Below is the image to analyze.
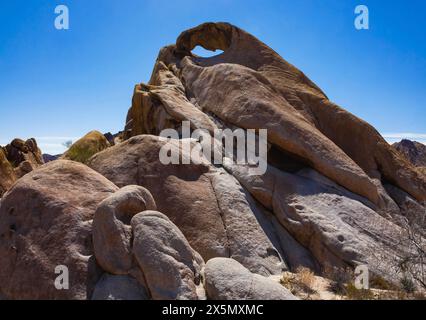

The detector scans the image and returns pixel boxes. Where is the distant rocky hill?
[393,140,426,174]
[0,22,425,300]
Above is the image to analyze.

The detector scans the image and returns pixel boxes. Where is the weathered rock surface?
[131,211,205,300]
[225,162,418,282]
[62,130,110,164]
[93,185,157,275]
[1,22,425,300]
[92,274,149,300]
[204,258,297,300]
[0,160,118,299]
[4,138,44,177]
[89,135,286,276]
[124,22,425,206]
[117,22,425,286]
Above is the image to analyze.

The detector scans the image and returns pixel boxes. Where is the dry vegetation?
[280,265,426,300]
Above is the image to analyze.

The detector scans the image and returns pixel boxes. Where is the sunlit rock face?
[119,22,425,284]
[0,23,425,300]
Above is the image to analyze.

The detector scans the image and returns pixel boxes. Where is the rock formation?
[0,138,44,197]
[62,130,110,164]
[204,258,297,300]
[0,22,425,300]
[0,160,118,299]
[393,140,426,174]
[117,22,425,286]
[0,148,16,197]
[124,22,425,206]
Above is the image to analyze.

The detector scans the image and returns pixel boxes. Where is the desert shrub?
[280,268,317,298]
[323,266,353,295]
[370,275,397,291]
[345,283,375,300]
[295,267,316,291]
[400,274,416,294]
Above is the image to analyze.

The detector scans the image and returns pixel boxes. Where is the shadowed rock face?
[124,22,425,206]
[0,148,16,197]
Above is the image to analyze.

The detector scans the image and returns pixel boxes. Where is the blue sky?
[0,0,425,154]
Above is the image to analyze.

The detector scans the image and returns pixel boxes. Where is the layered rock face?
[0,22,425,300]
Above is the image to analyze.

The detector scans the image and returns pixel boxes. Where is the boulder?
[92,274,149,300]
[204,258,297,300]
[225,162,419,283]
[0,160,118,299]
[62,130,110,164]
[4,138,44,178]
[93,185,157,275]
[89,135,286,276]
[131,211,205,300]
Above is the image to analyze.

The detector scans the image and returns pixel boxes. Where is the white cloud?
[382,133,426,144]
[35,137,79,155]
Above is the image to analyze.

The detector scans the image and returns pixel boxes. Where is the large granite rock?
[124,22,425,206]
[204,258,297,300]
[93,185,157,275]
[117,22,425,286]
[1,23,425,300]
[0,160,118,299]
[89,135,286,276]
[131,211,205,300]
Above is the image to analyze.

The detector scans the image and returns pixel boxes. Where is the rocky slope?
[0,22,425,300]
[393,140,426,175]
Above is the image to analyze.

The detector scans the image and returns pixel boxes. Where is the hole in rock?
[191,45,224,58]
[268,145,312,173]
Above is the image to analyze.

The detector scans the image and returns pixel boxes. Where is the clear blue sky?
[1,0,425,153]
